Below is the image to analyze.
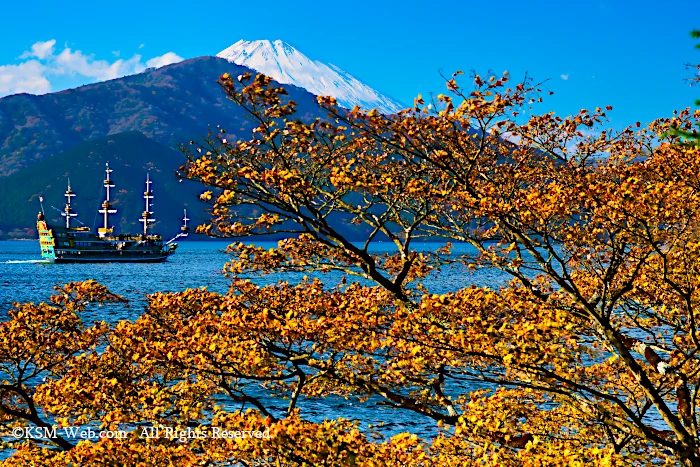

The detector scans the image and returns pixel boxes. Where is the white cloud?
[139,44,145,49]
[19,39,56,60]
[112,50,120,57]
[560,74,569,81]
[146,52,183,69]
[55,47,145,80]
[0,60,50,95]
[0,40,184,97]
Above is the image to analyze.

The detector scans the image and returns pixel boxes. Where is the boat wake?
[4,260,48,264]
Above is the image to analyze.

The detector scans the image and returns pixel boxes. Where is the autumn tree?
[3,68,700,466]
[177,70,700,466]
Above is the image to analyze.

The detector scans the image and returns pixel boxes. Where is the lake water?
[0,239,509,440]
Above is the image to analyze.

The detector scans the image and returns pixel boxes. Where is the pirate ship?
[36,163,189,263]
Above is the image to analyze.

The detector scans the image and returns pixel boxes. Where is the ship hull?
[37,220,178,264]
[50,255,170,264]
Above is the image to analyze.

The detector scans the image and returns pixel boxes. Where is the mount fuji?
[217,40,403,114]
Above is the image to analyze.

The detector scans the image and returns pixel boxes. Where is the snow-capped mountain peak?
[216,40,402,114]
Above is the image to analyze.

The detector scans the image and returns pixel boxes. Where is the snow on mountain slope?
[217,40,403,114]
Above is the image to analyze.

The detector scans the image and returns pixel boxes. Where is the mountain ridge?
[0,56,329,177]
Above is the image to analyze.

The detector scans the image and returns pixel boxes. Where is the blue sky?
[1,0,698,130]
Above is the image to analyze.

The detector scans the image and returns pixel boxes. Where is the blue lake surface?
[0,239,509,440]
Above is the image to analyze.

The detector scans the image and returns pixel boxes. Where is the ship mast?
[61,179,77,229]
[140,173,155,235]
[97,163,117,237]
[182,209,189,233]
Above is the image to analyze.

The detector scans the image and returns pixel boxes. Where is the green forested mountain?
[0,131,377,241]
[0,132,205,239]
